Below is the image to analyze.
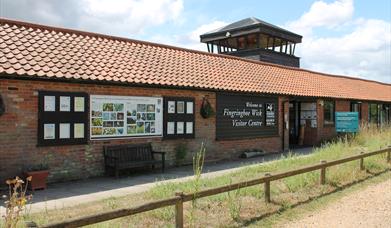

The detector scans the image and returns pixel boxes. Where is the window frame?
[323,100,335,126]
[369,103,379,124]
[350,101,362,120]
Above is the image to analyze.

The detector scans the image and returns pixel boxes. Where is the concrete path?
[0,148,313,215]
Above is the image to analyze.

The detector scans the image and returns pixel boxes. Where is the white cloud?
[149,20,227,51]
[1,0,184,36]
[287,0,354,36]
[80,0,184,35]
[285,0,391,83]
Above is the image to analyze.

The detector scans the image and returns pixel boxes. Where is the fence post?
[360,152,365,170]
[320,160,327,185]
[175,191,184,228]
[264,173,271,203]
[387,146,391,163]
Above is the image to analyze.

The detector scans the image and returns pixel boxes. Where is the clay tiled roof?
[1,18,390,102]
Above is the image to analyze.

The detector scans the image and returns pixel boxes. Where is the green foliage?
[200,97,215,118]
[175,143,187,162]
[189,143,206,227]
[22,125,391,227]
[227,180,242,222]
[147,125,390,203]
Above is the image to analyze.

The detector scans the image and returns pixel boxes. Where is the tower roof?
[200,17,302,43]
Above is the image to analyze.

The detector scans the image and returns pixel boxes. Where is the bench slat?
[103,143,165,177]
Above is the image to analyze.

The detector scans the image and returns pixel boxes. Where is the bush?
[175,143,188,165]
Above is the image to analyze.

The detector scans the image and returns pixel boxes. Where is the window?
[38,91,88,146]
[384,105,390,124]
[237,36,246,49]
[369,103,379,124]
[300,102,317,128]
[247,34,258,49]
[379,104,386,125]
[323,101,335,125]
[163,97,195,139]
[350,102,362,120]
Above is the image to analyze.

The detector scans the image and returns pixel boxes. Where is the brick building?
[0,18,390,184]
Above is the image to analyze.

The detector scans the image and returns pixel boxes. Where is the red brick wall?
[335,100,350,112]
[0,79,284,184]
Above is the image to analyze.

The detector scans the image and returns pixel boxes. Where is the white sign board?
[90,95,163,138]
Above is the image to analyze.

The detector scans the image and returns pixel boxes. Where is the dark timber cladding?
[216,93,278,140]
[200,17,302,67]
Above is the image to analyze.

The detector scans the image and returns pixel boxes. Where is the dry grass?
[3,125,391,227]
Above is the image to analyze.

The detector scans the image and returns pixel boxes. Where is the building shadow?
[240,168,390,227]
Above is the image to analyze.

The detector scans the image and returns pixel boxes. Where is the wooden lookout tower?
[200,17,302,67]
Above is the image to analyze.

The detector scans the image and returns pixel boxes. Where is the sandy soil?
[281,178,391,228]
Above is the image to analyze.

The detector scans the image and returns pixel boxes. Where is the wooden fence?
[40,146,391,228]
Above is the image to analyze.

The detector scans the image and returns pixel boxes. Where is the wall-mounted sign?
[216,93,278,140]
[163,97,195,139]
[60,96,71,111]
[335,112,359,133]
[38,91,89,146]
[44,96,55,112]
[266,103,276,126]
[90,95,163,138]
[43,123,55,139]
[74,97,85,112]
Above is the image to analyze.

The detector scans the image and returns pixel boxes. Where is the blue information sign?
[335,112,359,133]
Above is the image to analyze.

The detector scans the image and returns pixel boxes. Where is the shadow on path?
[241,168,390,227]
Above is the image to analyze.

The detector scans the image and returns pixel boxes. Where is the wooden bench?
[104,143,165,178]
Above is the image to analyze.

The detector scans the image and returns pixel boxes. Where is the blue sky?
[1,0,390,83]
[142,0,390,40]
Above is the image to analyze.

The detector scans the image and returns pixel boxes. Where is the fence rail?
[41,146,391,228]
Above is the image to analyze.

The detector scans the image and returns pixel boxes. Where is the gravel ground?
[282,178,391,228]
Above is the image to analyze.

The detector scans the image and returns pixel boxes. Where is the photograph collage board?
[90,95,163,138]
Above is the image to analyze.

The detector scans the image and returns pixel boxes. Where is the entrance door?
[289,102,299,146]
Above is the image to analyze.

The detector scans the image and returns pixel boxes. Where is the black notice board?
[37,91,89,146]
[163,97,195,139]
[216,93,278,140]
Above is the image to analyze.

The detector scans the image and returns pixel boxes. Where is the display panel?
[216,93,278,140]
[90,95,163,138]
[163,97,195,139]
[38,91,89,146]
